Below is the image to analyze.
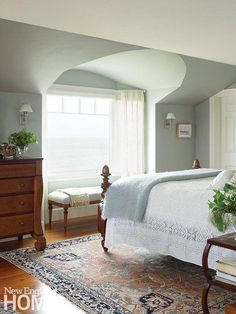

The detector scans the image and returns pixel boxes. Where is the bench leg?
[64,207,69,233]
[48,203,53,228]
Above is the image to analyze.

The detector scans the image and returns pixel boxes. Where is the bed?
[97,161,235,269]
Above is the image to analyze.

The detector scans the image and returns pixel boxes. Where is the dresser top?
[0,158,43,164]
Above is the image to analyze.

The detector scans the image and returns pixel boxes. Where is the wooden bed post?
[98,165,111,252]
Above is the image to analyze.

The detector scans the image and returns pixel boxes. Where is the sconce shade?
[165,112,176,120]
[19,104,33,126]
[19,104,33,113]
[164,112,176,128]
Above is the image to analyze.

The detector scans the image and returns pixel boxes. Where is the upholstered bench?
[48,186,102,232]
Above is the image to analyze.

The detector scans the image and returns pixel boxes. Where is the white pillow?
[208,170,235,190]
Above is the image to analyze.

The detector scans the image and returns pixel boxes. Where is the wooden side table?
[225,303,236,314]
[202,232,236,314]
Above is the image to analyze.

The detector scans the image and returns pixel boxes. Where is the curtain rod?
[118,89,146,93]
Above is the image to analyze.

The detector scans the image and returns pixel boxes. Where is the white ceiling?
[0,0,236,65]
[78,49,186,91]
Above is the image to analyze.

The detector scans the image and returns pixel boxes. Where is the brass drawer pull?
[19,201,25,206]
[19,222,24,226]
[19,183,25,188]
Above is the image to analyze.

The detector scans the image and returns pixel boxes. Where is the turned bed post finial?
[101,165,111,200]
[192,159,201,169]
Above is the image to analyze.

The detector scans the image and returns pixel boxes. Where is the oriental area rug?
[0,235,235,314]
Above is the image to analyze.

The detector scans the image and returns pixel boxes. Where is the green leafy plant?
[209,181,236,232]
[8,128,38,150]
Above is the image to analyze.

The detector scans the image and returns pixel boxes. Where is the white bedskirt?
[105,177,236,269]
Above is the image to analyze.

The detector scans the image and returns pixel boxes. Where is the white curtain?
[111,90,145,176]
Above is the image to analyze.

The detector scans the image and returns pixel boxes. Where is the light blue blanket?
[103,168,221,221]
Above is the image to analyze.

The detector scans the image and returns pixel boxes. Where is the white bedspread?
[105,177,236,268]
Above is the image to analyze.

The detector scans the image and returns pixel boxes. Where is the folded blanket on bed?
[103,168,221,221]
[57,188,90,207]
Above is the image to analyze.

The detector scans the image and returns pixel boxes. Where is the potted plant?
[8,128,39,157]
[209,181,236,232]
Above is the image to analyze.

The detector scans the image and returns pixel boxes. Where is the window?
[46,93,113,180]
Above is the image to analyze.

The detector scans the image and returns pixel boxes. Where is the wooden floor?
[0,215,97,314]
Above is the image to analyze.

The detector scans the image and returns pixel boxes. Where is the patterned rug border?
[0,234,130,314]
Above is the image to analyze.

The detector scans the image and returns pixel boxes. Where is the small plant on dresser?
[8,128,38,157]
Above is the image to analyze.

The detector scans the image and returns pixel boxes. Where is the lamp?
[19,104,33,127]
[164,112,176,128]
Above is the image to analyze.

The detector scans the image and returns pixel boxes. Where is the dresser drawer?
[0,163,36,178]
[0,178,34,195]
[0,194,34,215]
[0,213,34,237]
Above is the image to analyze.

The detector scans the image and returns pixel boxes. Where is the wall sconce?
[164,112,176,128]
[19,104,33,127]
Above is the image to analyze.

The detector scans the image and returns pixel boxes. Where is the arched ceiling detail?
[78,49,186,101]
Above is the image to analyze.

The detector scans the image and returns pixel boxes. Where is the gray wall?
[145,56,236,173]
[0,92,42,157]
[55,69,118,89]
[161,55,236,106]
[156,103,195,171]
[195,99,210,167]
[55,69,136,90]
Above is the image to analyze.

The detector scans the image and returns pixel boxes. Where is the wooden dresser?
[0,158,46,251]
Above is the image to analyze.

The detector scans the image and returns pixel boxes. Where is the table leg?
[202,282,211,314]
[202,243,212,313]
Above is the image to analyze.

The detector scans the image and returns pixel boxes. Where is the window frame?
[46,84,118,181]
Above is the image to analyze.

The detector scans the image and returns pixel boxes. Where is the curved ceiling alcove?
[77,49,186,101]
[0,19,187,100]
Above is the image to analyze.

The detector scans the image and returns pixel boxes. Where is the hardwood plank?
[0,215,97,313]
[225,302,236,314]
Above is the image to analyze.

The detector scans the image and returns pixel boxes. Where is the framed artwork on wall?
[176,124,192,138]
